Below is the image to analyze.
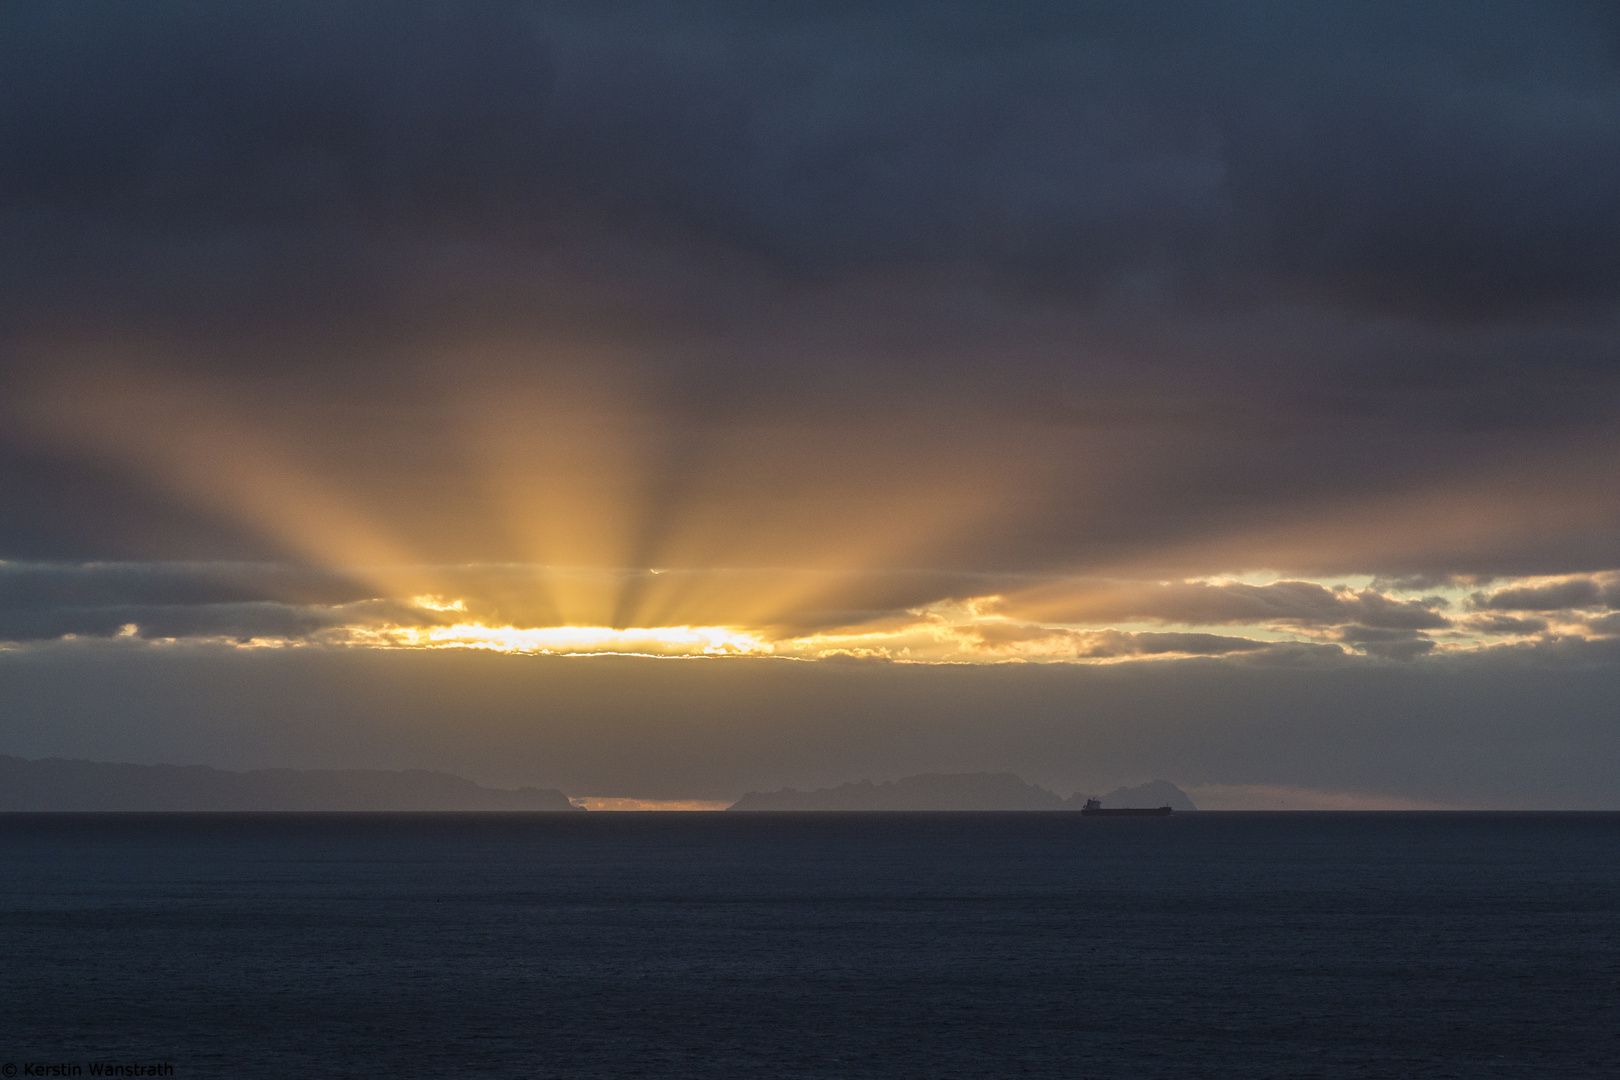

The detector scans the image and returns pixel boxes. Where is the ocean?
[0,812,1614,1078]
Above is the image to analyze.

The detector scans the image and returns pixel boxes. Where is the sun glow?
[411,595,468,612]
[355,621,775,657]
[17,362,1614,667]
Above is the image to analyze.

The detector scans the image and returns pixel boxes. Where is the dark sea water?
[0,812,1616,1079]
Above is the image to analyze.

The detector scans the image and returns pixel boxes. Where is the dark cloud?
[0,601,363,644]
[1093,630,1266,657]
[1334,624,1436,661]
[1002,580,1452,629]
[1336,591,1453,631]
[1471,575,1620,611]
[1581,611,1620,635]
[1,1,1619,579]
[1463,613,1550,636]
[1358,640,1436,661]
[5,1,1618,313]
[966,622,1266,658]
[0,561,392,642]
[1371,572,1495,594]
[1226,641,1350,668]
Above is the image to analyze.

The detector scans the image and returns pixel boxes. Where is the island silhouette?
[0,757,1198,812]
[727,772,1196,811]
[0,755,579,811]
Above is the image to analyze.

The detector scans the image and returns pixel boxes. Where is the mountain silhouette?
[0,755,581,811]
[729,772,1065,810]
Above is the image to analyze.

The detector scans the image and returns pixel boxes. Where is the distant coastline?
[0,756,1201,812]
[0,755,580,811]
[727,773,1197,811]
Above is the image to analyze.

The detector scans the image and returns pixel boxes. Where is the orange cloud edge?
[11,565,1616,665]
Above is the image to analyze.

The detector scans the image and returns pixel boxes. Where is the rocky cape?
[727,772,1196,811]
[0,755,581,811]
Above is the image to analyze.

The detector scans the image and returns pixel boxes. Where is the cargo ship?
[1079,797,1171,816]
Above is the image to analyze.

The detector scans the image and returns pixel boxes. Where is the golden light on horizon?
[568,797,733,811]
[353,621,777,657]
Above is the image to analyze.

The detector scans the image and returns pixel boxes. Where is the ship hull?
[1080,806,1173,816]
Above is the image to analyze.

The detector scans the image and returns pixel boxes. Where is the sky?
[3,0,1619,807]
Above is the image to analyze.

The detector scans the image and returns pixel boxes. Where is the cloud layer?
[3,562,1613,668]
[2,0,1619,583]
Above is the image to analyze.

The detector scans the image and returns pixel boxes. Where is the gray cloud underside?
[0,602,360,644]
[1473,575,1620,611]
[0,561,374,641]
[1463,613,1550,635]
[966,621,1271,658]
[6,1,1619,315]
[1,1,1618,579]
[1009,579,1453,628]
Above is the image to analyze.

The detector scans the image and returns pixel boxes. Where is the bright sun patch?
[354,622,775,657]
[410,595,468,613]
